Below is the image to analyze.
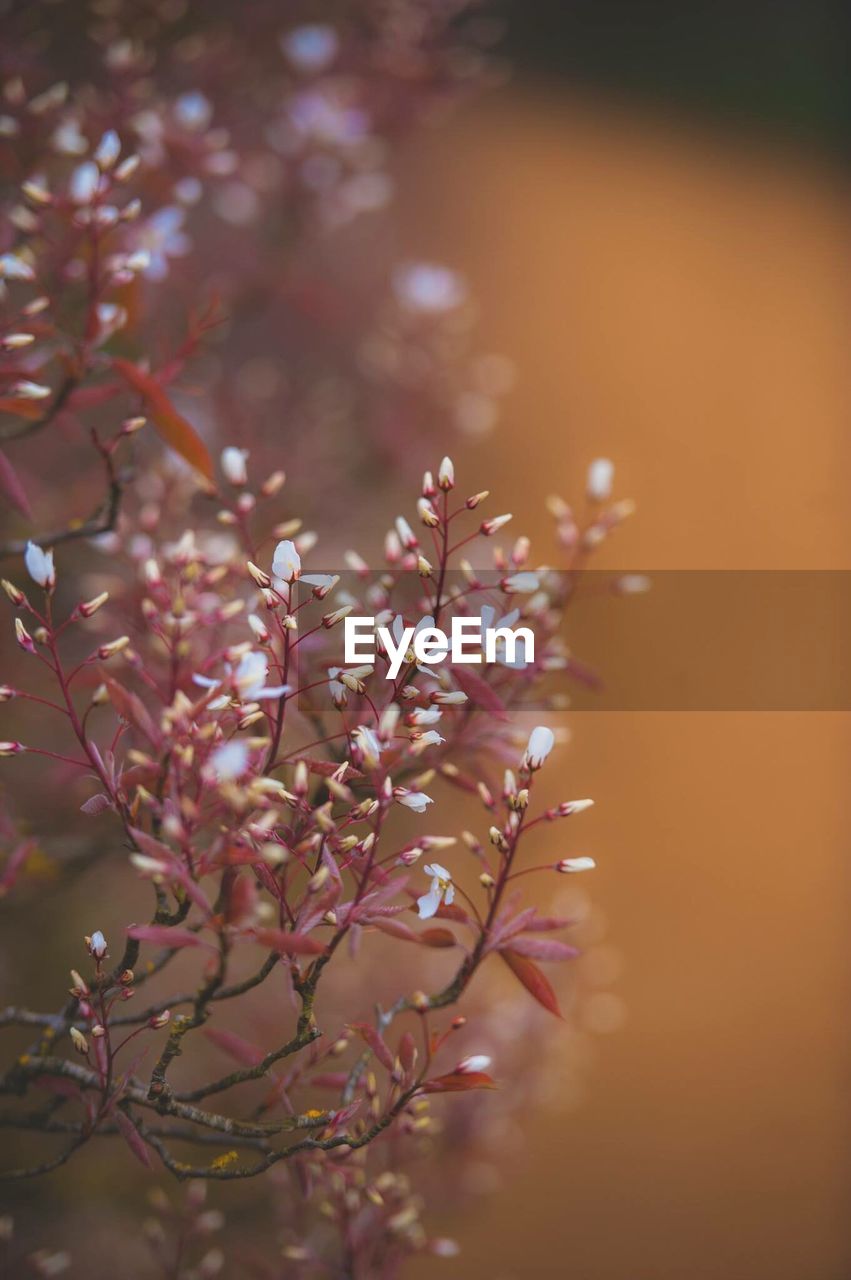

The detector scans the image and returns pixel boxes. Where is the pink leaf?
[116,1109,153,1169]
[450,665,509,720]
[501,948,563,1018]
[204,1027,265,1067]
[126,924,213,950]
[249,927,326,956]
[350,1021,395,1072]
[81,793,112,816]
[0,447,32,518]
[505,936,579,962]
[421,1071,497,1093]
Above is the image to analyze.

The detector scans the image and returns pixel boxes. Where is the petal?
[416,886,442,919]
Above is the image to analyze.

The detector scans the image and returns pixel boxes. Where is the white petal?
[416,885,442,919]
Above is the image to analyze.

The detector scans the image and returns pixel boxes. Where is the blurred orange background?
[394,84,851,1279]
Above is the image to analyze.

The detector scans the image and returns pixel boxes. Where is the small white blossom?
[524,725,554,770]
[69,160,100,203]
[587,457,614,502]
[194,651,288,702]
[503,572,539,594]
[221,446,248,485]
[272,539,301,582]
[24,542,55,589]
[438,456,455,490]
[352,725,382,769]
[94,129,121,169]
[398,791,434,814]
[209,739,250,781]
[456,1054,491,1074]
[416,862,454,919]
[557,856,596,874]
[88,930,108,958]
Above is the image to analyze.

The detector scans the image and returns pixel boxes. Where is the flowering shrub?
[0,445,635,1273]
[0,3,637,1274]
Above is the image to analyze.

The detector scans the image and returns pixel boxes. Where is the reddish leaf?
[368,916,421,943]
[398,1031,417,1073]
[80,793,113,816]
[126,923,213,950]
[111,357,213,481]
[116,1109,153,1169]
[0,397,44,420]
[501,948,563,1018]
[204,1027,265,1067]
[350,1021,395,1072]
[418,927,457,949]
[104,677,159,746]
[506,936,579,962]
[250,926,326,956]
[421,1071,497,1093]
[0,447,32,518]
[450,665,509,720]
[434,901,470,925]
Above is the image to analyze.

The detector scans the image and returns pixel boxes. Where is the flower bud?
[149,1010,171,1029]
[556,856,596,874]
[77,591,109,618]
[69,1026,88,1054]
[438,456,455,490]
[87,930,108,959]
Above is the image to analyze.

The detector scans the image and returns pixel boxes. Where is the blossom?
[209,739,250,781]
[221,447,248,485]
[438,456,455,490]
[272,539,301,582]
[194,651,288,702]
[502,572,539,594]
[352,725,382,769]
[88,930,108,958]
[397,790,433,814]
[416,862,454,919]
[94,129,121,169]
[524,726,554,770]
[556,856,596,874]
[69,160,100,203]
[24,541,55,589]
[456,1054,491,1074]
[587,457,614,502]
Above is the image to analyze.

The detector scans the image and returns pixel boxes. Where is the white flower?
[0,254,35,281]
[352,725,382,769]
[24,542,55,589]
[410,705,442,726]
[416,862,454,919]
[69,160,100,203]
[456,1054,491,1074]
[194,651,288,702]
[209,739,250,781]
[12,380,51,399]
[398,791,434,814]
[221,446,248,485]
[94,129,121,169]
[503,572,539,594]
[413,729,444,748]
[272,539,301,582]
[88,930,108,958]
[524,725,554,770]
[438,456,455,489]
[587,457,614,502]
[557,856,596,874]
